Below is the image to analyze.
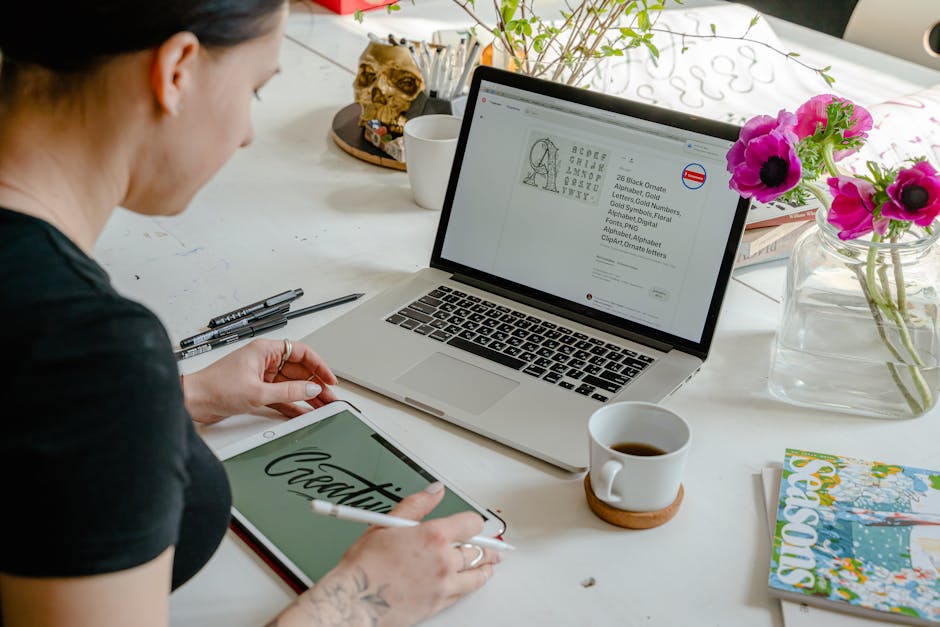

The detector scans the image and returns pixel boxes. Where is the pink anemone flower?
[881,161,940,227]
[794,95,873,161]
[827,175,883,240]
[727,111,801,202]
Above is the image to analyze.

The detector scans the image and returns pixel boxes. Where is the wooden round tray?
[330,102,406,171]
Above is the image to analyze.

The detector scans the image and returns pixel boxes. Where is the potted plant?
[362,0,834,88]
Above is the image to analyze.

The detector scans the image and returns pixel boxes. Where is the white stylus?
[310,499,515,552]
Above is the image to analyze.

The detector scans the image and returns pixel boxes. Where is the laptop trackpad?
[396,353,519,415]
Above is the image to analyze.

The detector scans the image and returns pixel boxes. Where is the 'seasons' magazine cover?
[769,449,940,626]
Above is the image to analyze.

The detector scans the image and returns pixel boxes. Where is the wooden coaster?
[583,474,684,529]
[330,103,406,171]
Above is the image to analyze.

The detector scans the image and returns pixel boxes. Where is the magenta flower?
[727,111,801,202]
[794,95,873,161]
[827,175,883,240]
[881,161,940,227]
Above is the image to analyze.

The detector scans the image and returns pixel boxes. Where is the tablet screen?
[223,409,484,582]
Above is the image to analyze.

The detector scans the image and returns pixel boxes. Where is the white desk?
[91,4,940,625]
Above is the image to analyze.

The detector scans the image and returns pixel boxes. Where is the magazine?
[769,449,940,626]
[762,466,892,627]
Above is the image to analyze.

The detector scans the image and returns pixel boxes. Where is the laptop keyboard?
[384,285,655,402]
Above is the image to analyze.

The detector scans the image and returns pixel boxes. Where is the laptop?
[303,66,749,472]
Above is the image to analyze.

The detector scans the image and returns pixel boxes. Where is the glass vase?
[769,209,940,419]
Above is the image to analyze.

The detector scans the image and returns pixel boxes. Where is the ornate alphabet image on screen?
[520,130,609,206]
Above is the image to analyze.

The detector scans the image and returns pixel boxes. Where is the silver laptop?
[304,67,748,471]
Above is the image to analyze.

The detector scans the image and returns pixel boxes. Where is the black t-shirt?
[0,208,230,590]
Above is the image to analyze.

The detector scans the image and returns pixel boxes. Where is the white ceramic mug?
[403,114,462,211]
[588,402,691,512]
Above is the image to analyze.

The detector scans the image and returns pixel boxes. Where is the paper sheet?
[586,4,827,124]
[843,84,940,173]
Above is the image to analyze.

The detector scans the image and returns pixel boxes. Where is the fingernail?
[305,383,322,397]
[424,481,444,494]
[494,551,503,564]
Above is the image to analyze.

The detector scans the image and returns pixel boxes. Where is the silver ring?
[457,542,484,571]
[277,338,292,372]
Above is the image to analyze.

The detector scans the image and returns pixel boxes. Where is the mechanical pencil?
[180,302,290,348]
[178,293,364,359]
[284,293,365,319]
[208,288,304,328]
[310,500,515,552]
[175,315,288,361]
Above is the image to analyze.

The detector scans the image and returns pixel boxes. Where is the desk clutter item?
[767,449,940,626]
[583,474,683,529]
[174,290,363,360]
[331,103,407,171]
[310,0,393,15]
[402,114,461,210]
[334,34,482,168]
[734,221,814,269]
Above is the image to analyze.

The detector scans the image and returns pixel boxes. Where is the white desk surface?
[89,3,940,625]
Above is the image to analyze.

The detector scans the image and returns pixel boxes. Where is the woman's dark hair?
[0,0,285,77]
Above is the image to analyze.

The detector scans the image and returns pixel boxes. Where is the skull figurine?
[354,42,425,135]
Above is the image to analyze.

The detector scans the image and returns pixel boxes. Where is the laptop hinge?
[451,273,676,354]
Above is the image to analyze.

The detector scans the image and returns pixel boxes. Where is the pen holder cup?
[407,95,454,118]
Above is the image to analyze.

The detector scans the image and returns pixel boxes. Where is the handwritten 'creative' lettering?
[264,449,403,513]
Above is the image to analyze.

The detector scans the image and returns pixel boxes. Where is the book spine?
[735,223,812,268]
[746,209,815,230]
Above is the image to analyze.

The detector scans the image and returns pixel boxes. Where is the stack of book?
[761,449,940,626]
[734,198,820,269]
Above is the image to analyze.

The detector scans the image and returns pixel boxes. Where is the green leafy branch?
[654,15,834,86]
[353,0,835,89]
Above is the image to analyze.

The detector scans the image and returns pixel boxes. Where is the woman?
[0,2,499,625]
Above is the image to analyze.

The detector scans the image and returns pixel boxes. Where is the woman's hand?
[272,484,501,627]
[182,338,338,424]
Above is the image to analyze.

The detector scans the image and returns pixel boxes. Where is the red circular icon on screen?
[681,163,707,190]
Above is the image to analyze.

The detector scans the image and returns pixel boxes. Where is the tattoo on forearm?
[292,567,392,627]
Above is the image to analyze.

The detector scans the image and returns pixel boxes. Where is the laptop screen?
[433,68,747,356]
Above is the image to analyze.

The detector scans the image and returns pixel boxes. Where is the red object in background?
[311,0,394,15]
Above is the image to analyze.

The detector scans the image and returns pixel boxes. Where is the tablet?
[217,400,506,591]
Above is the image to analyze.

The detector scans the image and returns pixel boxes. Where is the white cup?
[403,114,462,211]
[588,402,691,512]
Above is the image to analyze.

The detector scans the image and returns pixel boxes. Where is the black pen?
[175,315,289,361]
[285,293,365,319]
[176,293,365,361]
[208,288,304,328]
[180,303,290,348]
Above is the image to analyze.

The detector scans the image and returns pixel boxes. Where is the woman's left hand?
[181,338,338,424]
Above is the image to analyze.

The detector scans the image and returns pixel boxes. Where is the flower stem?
[822,140,839,178]
[890,364,925,415]
[853,266,924,415]
[877,266,927,368]
[878,271,934,409]
[866,238,933,412]
[865,237,883,305]
[890,238,908,321]
[804,181,831,210]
